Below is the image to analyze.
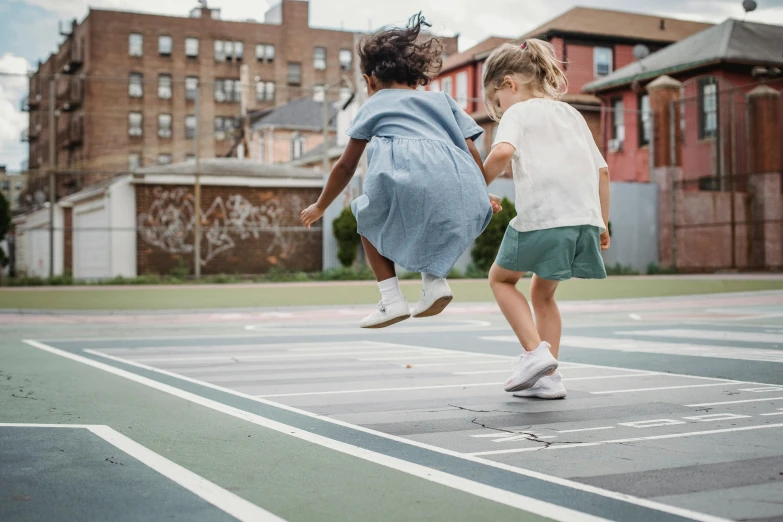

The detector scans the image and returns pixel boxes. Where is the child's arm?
[301,138,367,229]
[482,143,515,186]
[465,139,486,178]
[598,167,611,250]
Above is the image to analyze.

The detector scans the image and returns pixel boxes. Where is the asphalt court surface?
[6,290,783,521]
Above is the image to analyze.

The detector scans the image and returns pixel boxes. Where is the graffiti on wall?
[137,187,306,265]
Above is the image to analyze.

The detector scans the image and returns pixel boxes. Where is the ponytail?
[482,39,568,119]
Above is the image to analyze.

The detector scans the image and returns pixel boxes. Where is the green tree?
[333,207,361,268]
[471,197,516,272]
[0,190,10,284]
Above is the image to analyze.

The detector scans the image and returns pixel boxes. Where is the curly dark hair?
[358,13,443,87]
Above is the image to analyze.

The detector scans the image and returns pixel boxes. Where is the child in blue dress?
[302,14,495,328]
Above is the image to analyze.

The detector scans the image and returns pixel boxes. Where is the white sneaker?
[411,278,453,318]
[360,300,411,329]
[503,342,559,393]
[513,372,567,399]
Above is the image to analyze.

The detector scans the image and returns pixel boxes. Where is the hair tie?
[520,42,527,50]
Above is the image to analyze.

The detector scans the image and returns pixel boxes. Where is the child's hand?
[489,194,502,214]
[301,204,325,229]
[600,231,611,250]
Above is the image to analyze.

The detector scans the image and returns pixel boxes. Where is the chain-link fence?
[670,78,782,271]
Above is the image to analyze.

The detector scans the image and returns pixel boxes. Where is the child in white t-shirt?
[481,40,611,399]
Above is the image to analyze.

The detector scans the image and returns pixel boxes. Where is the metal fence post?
[48,75,58,278]
[669,100,677,269]
[194,83,202,279]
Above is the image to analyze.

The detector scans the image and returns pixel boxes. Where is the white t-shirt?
[492,98,607,233]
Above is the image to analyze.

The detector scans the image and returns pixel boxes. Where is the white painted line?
[738,386,783,393]
[484,335,783,364]
[87,425,284,522]
[760,410,783,416]
[131,349,428,364]
[0,423,283,522]
[623,329,783,343]
[469,423,783,456]
[591,382,745,395]
[29,340,737,522]
[686,397,783,407]
[21,341,607,522]
[555,427,615,434]
[454,371,657,381]
[360,354,491,362]
[618,419,686,429]
[628,314,642,321]
[682,414,752,422]
[254,381,504,398]
[470,433,557,441]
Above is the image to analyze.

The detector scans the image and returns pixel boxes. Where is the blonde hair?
[482,39,568,121]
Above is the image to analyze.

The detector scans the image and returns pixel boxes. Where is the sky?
[1,0,782,171]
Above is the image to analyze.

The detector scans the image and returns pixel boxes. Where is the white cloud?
[0,53,31,172]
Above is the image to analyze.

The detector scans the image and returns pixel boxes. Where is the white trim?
[21,340,605,522]
[132,174,322,188]
[686,397,783,407]
[0,422,282,522]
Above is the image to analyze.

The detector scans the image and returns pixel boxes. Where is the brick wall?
[135,184,321,275]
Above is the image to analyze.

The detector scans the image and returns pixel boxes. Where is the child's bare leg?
[489,263,541,351]
[531,275,561,359]
[361,236,396,282]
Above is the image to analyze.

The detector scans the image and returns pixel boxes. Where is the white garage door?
[74,205,111,280]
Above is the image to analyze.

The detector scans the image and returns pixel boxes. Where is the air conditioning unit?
[608,139,622,153]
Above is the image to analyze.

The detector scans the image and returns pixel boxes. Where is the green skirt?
[495,225,607,281]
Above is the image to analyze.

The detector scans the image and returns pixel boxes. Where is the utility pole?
[48,75,58,279]
[193,83,202,279]
[322,86,330,175]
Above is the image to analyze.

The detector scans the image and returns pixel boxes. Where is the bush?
[471,197,516,272]
[605,262,640,276]
[170,258,191,279]
[464,263,489,279]
[646,263,678,275]
[333,207,361,268]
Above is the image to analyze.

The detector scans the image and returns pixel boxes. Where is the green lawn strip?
[0,339,551,522]
[1,278,782,310]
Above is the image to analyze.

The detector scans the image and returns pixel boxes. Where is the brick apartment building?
[430,7,711,159]
[24,0,459,197]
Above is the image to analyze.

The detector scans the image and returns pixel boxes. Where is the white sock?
[378,277,404,305]
[422,273,443,286]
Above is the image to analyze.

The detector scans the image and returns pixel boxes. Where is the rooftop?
[441,36,514,73]
[522,6,712,44]
[251,98,338,131]
[584,19,783,92]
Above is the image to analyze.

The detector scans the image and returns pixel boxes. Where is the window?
[265,44,275,62]
[638,93,651,147]
[313,84,326,102]
[128,112,143,137]
[128,153,141,171]
[129,73,143,98]
[186,154,195,161]
[288,62,302,86]
[214,117,237,141]
[291,133,305,159]
[185,37,199,58]
[594,47,613,77]
[339,86,352,103]
[214,78,241,103]
[442,76,452,96]
[314,47,326,70]
[698,76,718,139]
[430,80,440,92]
[610,98,625,148]
[256,81,275,102]
[159,35,172,56]
[158,154,172,165]
[234,42,244,60]
[185,76,199,100]
[456,71,468,109]
[158,113,172,139]
[256,43,276,62]
[339,49,352,71]
[225,41,234,61]
[158,74,172,99]
[214,40,225,62]
[185,115,196,139]
[129,33,143,56]
[215,40,242,62]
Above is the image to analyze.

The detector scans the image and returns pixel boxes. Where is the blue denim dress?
[348,90,492,278]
